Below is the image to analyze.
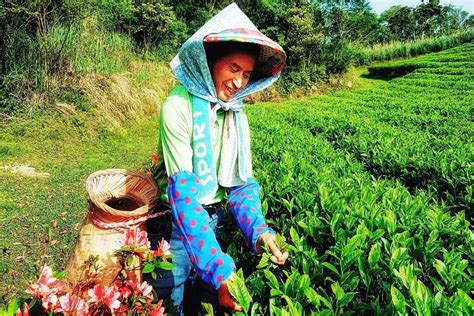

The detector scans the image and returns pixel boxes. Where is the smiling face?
[210,52,256,101]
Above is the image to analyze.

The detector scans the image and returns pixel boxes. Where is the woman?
[146,3,288,314]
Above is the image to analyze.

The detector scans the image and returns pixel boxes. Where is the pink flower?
[119,284,132,299]
[55,293,89,316]
[152,153,158,166]
[25,265,64,299]
[135,281,153,300]
[151,299,165,316]
[42,293,59,311]
[87,284,121,312]
[15,303,29,316]
[124,227,151,251]
[153,238,171,258]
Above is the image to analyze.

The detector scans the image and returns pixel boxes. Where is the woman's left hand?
[256,232,289,265]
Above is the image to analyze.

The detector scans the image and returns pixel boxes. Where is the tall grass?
[1,15,174,130]
[351,29,474,65]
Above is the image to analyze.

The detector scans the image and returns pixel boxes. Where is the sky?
[368,1,474,15]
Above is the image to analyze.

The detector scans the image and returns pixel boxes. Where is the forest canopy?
[1,0,473,112]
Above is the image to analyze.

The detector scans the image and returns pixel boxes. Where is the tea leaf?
[331,281,345,301]
[201,302,214,316]
[390,286,407,314]
[433,259,448,283]
[304,287,320,307]
[337,292,356,309]
[228,270,252,313]
[264,270,280,290]
[322,262,339,275]
[368,243,381,269]
[256,252,271,269]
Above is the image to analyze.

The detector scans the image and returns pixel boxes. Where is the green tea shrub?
[216,42,474,314]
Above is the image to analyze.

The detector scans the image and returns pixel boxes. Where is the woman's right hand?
[217,272,243,311]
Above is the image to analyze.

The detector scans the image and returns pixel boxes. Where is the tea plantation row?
[274,44,473,214]
[223,43,473,314]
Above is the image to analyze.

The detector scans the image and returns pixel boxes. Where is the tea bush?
[219,42,474,314]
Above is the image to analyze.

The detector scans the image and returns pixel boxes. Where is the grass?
[0,112,160,304]
[351,29,474,65]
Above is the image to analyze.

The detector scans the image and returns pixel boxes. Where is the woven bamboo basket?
[65,169,158,291]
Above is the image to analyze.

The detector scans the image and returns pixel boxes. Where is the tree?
[415,2,443,38]
[381,6,417,41]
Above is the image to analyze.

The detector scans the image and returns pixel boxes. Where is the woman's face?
[211,51,256,101]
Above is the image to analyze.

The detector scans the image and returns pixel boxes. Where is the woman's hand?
[217,272,243,311]
[256,232,289,265]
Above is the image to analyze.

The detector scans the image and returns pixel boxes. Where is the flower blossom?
[15,303,29,316]
[124,227,151,251]
[25,265,64,299]
[152,153,158,166]
[56,293,89,316]
[135,281,153,301]
[153,238,171,258]
[87,284,121,312]
[151,299,165,316]
[42,294,60,311]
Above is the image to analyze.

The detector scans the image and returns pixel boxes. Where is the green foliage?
[224,43,474,314]
[228,269,252,313]
[2,0,473,114]
[352,30,474,65]
[0,298,19,316]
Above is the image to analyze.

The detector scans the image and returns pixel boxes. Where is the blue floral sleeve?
[167,171,235,289]
[228,177,275,253]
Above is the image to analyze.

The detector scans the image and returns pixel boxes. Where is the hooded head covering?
[169,3,286,203]
[170,3,286,110]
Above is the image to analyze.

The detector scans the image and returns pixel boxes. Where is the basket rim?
[86,169,158,218]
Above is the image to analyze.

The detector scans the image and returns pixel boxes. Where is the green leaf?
[368,242,381,269]
[275,233,287,249]
[270,288,284,296]
[370,229,385,241]
[337,292,356,309]
[341,249,363,271]
[433,259,448,283]
[156,261,174,270]
[53,270,66,280]
[256,252,271,269]
[121,245,131,252]
[297,274,310,292]
[201,302,214,316]
[331,281,345,301]
[7,299,19,315]
[264,270,280,290]
[330,212,342,237]
[126,254,134,267]
[454,288,474,310]
[151,270,157,280]
[322,262,340,276]
[391,286,407,314]
[304,287,320,308]
[228,270,252,313]
[289,227,299,247]
[409,280,432,316]
[281,295,302,315]
[143,262,155,273]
